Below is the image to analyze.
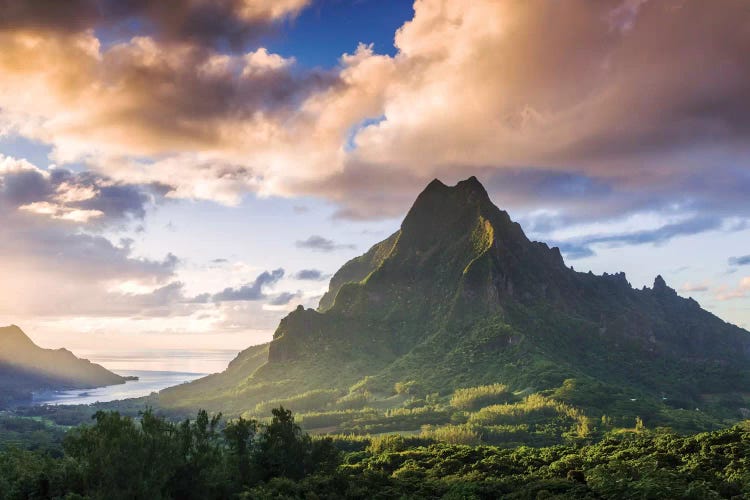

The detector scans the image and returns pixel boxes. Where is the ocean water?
[31,370,207,406]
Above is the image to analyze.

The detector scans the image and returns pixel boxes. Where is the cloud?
[729,255,750,266]
[0,154,157,223]
[680,283,710,293]
[554,242,595,260]
[553,216,724,260]
[0,0,747,245]
[0,154,180,317]
[0,155,297,333]
[212,268,284,301]
[293,0,750,226]
[0,230,180,317]
[19,201,104,223]
[295,235,355,252]
[0,30,338,203]
[293,269,327,281]
[715,277,750,301]
[587,217,721,246]
[267,291,301,306]
[0,0,310,49]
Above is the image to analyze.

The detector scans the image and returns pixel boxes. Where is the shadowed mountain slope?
[0,325,125,406]
[160,178,750,429]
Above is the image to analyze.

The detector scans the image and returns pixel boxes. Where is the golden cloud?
[0,0,748,221]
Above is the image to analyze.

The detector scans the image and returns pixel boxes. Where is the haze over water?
[32,370,206,406]
[78,348,240,374]
[29,349,240,406]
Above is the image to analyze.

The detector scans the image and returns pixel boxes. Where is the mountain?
[160,177,750,437]
[0,325,126,406]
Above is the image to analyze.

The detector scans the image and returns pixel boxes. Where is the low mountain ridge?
[0,325,126,406]
[161,177,750,434]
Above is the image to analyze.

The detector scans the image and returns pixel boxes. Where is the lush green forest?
[15,375,738,454]
[1,407,749,499]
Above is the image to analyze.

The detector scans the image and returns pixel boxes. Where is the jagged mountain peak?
[411,176,493,211]
[317,177,523,313]
[423,178,448,191]
[423,175,486,195]
[652,274,678,296]
[399,176,522,251]
[455,174,487,192]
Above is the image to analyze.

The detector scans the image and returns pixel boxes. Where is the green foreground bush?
[1,409,749,499]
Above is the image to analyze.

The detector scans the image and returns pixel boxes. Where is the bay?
[31,370,206,406]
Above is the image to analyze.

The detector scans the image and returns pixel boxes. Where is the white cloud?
[679,282,710,294]
[19,201,104,222]
[715,277,750,301]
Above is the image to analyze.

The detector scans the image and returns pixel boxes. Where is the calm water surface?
[31,370,207,406]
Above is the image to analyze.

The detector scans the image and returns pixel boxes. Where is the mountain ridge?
[0,325,126,407]
[161,177,750,435]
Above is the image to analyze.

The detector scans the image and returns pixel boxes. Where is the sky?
[0,0,749,373]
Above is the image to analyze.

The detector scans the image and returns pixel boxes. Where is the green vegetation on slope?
[0,407,338,500]
[1,407,749,499]
[0,415,66,454]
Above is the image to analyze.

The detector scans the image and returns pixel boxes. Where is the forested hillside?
[1,408,749,499]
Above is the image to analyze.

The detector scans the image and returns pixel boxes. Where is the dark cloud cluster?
[65,40,335,155]
[0,4,339,192]
[211,268,284,302]
[293,269,326,281]
[0,0,309,49]
[730,255,750,267]
[0,166,52,206]
[551,216,724,260]
[0,160,158,223]
[267,291,301,306]
[295,235,355,252]
[78,179,166,221]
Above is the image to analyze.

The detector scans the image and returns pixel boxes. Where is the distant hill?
[161,177,750,439]
[0,325,126,407]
